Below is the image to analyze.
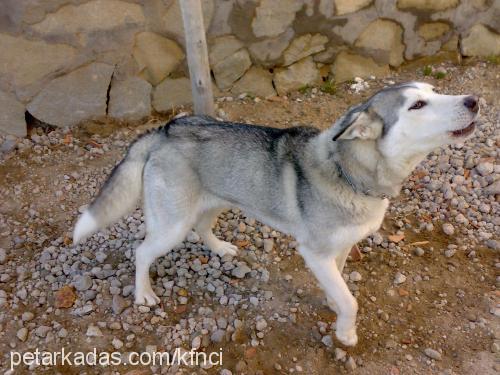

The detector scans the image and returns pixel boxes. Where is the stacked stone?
[0,0,498,135]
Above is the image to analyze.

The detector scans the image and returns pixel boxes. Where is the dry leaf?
[54,285,77,308]
[409,241,429,246]
[244,347,257,359]
[349,244,362,262]
[388,234,405,243]
[174,305,187,314]
[234,239,249,248]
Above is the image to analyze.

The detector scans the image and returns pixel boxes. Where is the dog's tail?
[73,130,164,244]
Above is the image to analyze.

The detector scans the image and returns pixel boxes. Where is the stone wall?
[1,0,499,136]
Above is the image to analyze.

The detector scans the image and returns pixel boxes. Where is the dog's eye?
[409,100,427,110]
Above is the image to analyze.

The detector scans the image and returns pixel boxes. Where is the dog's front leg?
[300,247,358,346]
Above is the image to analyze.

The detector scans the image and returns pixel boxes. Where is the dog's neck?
[313,132,424,199]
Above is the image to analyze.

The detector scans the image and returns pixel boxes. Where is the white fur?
[73,210,98,245]
[74,82,479,348]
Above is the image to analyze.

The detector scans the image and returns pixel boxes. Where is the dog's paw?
[134,288,160,306]
[336,327,358,347]
[211,241,238,257]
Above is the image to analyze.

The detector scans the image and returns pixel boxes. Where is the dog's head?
[331,81,479,159]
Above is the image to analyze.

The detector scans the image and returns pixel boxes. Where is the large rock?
[332,51,389,82]
[335,0,373,15]
[397,0,458,11]
[231,67,276,98]
[461,24,500,57]
[209,36,244,66]
[249,28,295,65]
[418,22,450,41]
[0,91,26,137]
[355,19,405,67]
[153,77,192,112]
[162,0,214,45]
[133,32,185,85]
[283,33,328,66]
[31,0,145,36]
[273,57,321,96]
[108,77,152,122]
[212,49,252,90]
[0,33,77,88]
[27,63,114,127]
[252,0,303,38]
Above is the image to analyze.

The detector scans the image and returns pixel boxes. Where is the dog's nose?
[463,96,479,113]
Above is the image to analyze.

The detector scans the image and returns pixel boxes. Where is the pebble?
[256,319,268,331]
[232,264,251,279]
[414,247,425,256]
[112,295,128,315]
[394,272,407,284]
[321,335,333,347]
[476,162,493,176]
[335,348,347,361]
[86,325,103,337]
[17,328,28,342]
[0,248,6,264]
[263,238,274,252]
[349,271,362,282]
[424,348,442,360]
[444,249,456,258]
[442,223,455,236]
[74,275,93,291]
[345,356,357,371]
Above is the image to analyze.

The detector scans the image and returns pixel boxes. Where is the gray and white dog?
[73,82,479,346]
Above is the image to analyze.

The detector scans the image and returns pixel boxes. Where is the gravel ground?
[0,60,498,375]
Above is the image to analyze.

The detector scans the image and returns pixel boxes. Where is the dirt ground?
[0,59,498,375]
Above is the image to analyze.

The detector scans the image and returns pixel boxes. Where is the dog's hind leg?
[134,156,198,306]
[195,208,238,257]
[134,226,190,306]
[300,246,358,346]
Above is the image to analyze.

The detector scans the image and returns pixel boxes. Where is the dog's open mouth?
[450,122,476,137]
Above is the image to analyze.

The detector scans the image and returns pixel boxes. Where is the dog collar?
[335,162,388,200]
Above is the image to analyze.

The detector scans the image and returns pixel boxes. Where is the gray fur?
[73,81,479,346]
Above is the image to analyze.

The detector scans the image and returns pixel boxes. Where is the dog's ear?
[332,108,383,141]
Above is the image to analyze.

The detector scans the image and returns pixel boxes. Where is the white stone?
[442,223,455,236]
[394,272,407,284]
[476,161,494,176]
[350,271,362,282]
[86,325,103,337]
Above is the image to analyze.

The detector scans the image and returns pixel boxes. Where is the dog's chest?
[304,198,388,252]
